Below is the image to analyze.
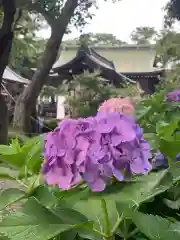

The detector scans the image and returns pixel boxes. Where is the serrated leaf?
[0,198,84,240]
[156,120,179,138]
[131,212,180,240]
[0,189,26,211]
[90,170,172,208]
[73,198,118,233]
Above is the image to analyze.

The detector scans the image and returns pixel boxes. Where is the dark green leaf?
[0,198,76,240]
[53,207,89,225]
[73,199,118,233]
[91,170,172,209]
[32,185,58,208]
[0,189,26,211]
[131,212,180,240]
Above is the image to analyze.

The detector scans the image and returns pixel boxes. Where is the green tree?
[64,32,126,46]
[58,71,119,118]
[89,33,126,45]
[156,30,180,66]
[131,26,157,44]
[9,11,46,77]
[165,0,180,26]
[13,0,121,135]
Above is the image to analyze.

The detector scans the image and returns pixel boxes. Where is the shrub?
[43,119,58,132]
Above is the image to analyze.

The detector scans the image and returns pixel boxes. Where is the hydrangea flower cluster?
[42,112,152,192]
[152,152,180,170]
[167,90,180,102]
[98,97,135,116]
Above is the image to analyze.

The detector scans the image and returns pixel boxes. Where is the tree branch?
[26,0,55,26]
[54,0,79,32]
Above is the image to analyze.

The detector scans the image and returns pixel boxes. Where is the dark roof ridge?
[64,44,156,51]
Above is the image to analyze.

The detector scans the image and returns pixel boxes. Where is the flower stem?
[101,198,111,238]
[111,213,124,234]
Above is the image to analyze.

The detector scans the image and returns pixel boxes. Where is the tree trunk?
[13,30,62,135]
[0,0,16,144]
[13,0,79,135]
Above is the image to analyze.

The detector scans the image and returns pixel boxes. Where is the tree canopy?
[131,27,157,44]
[63,32,126,46]
[165,0,180,25]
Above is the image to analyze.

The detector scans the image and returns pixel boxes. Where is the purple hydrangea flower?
[87,112,152,187]
[42,118,94,190]
[152,152,180,170]
[167,90,180,102]
[42,113,152,192]
[152,152,169,170]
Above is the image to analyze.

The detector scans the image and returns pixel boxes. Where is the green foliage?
[63,33,126,46]
[61,71,121,118]
[165,0,180,26]
[1,79,180,239]
[156,30,180,66]
[0,8,46,77]
[136,88,180,158]
[7,133,28,145]
[43,119,58,130]
[131,27,157,44]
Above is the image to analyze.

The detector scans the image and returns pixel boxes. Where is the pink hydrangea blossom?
[98,97,135,116]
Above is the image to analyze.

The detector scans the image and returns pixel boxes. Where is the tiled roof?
[3,67,30,84]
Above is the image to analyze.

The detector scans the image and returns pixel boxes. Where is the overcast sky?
[39,0,178,42]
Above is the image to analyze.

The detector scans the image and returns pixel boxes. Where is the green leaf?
[168,162,180,183]
[0,189,26,211]
[0,145,17,155]
[53,207,89,225]
[131,212,180,240]
[0,236,10,240]
[143,133,159,150]
[0,167,18,180]
[91,170,172,209]
[163,198,180,209]
[78,230,103,240]
[54,186,90,207]
[21,135,43,174]
[57,231,77,240]
[32,185,58,208]
[156,120,179,138]
[136,106,151,121]
[0,152,26,169]
[159,139,180,160]
[73,199,118,234]
[0,198,78,240]
[25,142,42,174]
[0,136,43,171]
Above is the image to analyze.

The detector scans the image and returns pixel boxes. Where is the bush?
[7,132,29,145]
[43,119,58,132]
[66,71,121,118]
